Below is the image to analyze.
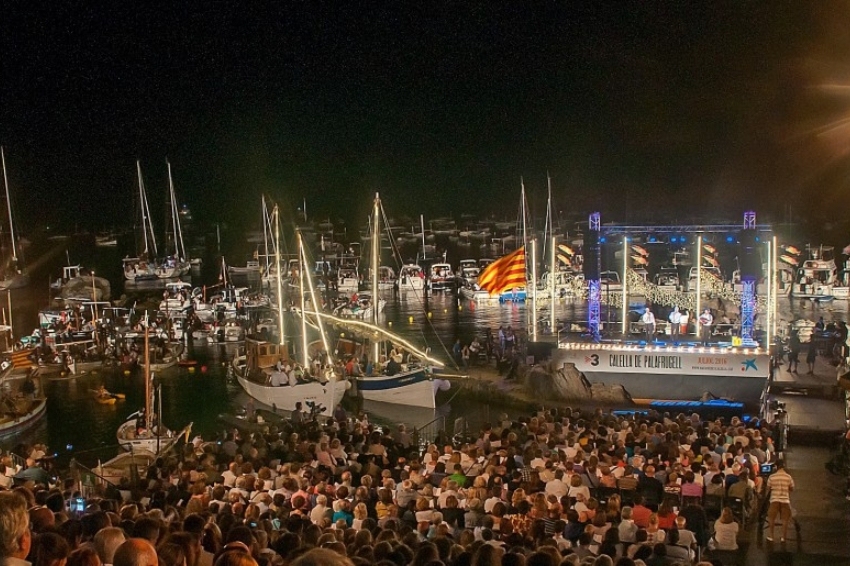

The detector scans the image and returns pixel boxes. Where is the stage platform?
[555,338,770,407]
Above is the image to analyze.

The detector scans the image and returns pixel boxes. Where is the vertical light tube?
[373,194,380,363]
[622,236,628,335]
[772,235,778,341]
[696,235,702,336]
[274,206,285,348]
[531,238,538,341]
[766,237,772,351]
[551,236,556,334]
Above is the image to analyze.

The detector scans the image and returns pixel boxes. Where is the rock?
[525,360,631,404]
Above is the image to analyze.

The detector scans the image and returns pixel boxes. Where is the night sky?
[2,3,848,234]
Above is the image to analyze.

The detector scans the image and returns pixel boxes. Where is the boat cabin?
[246,339,289,371]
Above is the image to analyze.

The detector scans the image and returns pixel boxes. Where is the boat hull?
[355,368,441,409]
[235,370,348,415]
[0,397,46,438]
[0,273,30,290]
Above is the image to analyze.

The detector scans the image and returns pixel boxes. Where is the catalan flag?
[478,246,526,296]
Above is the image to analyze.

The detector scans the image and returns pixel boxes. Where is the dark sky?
[1,2,847,233]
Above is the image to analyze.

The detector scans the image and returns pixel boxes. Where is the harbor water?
[2,236,846,468]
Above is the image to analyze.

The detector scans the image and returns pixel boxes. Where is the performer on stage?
[669,306,681,341]
[699,308,713,345]
[642,307,656,342]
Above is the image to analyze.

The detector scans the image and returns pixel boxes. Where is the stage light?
[726,235,735,243]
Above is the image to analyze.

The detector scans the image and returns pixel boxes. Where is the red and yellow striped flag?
[478,246,526,295]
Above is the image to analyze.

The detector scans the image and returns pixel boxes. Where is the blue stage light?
[726,235,735,243]
[599,236,606,243]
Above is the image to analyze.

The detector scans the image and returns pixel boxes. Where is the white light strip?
[556,341,761,355]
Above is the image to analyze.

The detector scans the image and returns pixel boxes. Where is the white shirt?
[669,310,681,324]
[642,311,656,325]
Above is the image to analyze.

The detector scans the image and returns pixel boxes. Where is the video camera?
[305,400,325,417]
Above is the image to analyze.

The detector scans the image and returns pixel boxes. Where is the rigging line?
[374,200,454,363]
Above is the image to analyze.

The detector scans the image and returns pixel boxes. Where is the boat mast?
[262,196,271,274]
[300,231,334,366]
[144,313,152,432]
[420,214,426,260]
[1,148,17,263]
[274,205,286,348]
[136,161,149,257]
[167,161,180,258]
[372,193,381,363]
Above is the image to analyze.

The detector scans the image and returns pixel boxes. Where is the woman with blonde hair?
[351,502,368,530]
[712,507,739,550]
[510,487,527,511]
[530,492,548,519]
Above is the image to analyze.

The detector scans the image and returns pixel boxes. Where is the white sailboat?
[123,162,159,281]
[0,148,30,290]
[232,204,349,416]
[352,193,444,408]
[116,318,191,453]
[156,161,191,279]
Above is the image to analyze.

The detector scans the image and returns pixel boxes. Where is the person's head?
[0,491,31,559]
[131,517,161,545]
[31,532,70,566]
[213,551,258,566]
[157,543,187,566]
[289,548,355,566]
[719,507,735,524]
[94,528,127,565]
[113,539,159,566]
[66,547,102,566]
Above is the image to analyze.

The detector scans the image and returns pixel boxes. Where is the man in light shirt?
[766,460,795,542]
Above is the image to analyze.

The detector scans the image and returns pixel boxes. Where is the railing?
[411,414,447,452]
[70,459,121,497]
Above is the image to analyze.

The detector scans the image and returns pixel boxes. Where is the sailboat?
[232,204,349,416]
[0,148,30,290]
[123,162,159,281]
[155,161,191,279]
[116,317,191,453]
[348,193,446,408]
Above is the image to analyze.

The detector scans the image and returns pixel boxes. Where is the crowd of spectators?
[1,405,787,566]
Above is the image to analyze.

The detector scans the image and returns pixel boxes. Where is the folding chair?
[726,496,747,527]
[618,488,636,506]
[596,487,619,506]
[703,494,724,521]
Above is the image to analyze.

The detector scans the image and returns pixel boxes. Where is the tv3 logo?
[585,354,599,366]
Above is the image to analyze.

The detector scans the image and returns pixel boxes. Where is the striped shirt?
[767,470,794,503]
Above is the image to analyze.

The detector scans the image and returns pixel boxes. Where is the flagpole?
[622,236,628,336]
[696,235,702,336]
[550,236,556,335]
[531,238,537,341]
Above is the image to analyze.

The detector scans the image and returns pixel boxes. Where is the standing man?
[699,308,713,345]
[0,491,31,566]
[669,306,682,342]
[765,460,795,543]
[641,307,656,342]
